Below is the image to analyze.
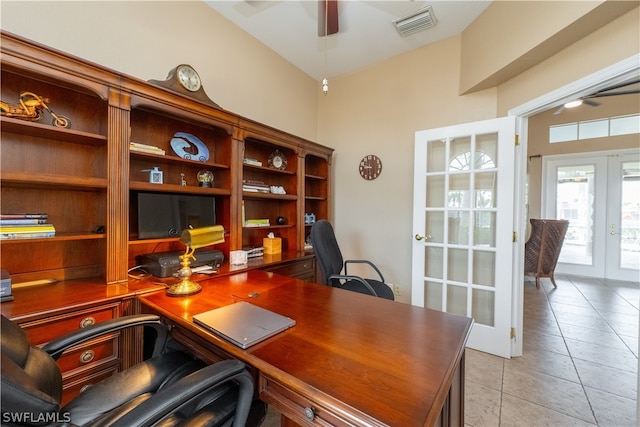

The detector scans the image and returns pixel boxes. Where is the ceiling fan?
[318,0,339,37]
[553,78,640,115]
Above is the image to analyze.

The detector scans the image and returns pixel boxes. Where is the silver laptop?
[192,301,296,349]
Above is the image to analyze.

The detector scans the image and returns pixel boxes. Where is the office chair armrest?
[111,359,253,427]
[328,274,379,297]
[344,259,386,283]
[41,314,168,361]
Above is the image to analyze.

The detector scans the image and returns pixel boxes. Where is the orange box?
[263,237,282,255]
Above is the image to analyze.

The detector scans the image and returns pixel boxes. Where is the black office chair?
[310,220,394,300]
[0,314,267,427]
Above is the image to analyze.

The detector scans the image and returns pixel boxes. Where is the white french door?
[412,117,516,358]
[543,150,640,281]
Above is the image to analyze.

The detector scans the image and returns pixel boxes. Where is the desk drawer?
[56,334,118,373]
[260,374,346,426]
[20,304,120,345]
[265,258,316,282]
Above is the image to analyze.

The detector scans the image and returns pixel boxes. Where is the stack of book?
[243,158,262,167]
[244,219,270,227]
[130,141,166,155]
[0,213,56,239]
[242,179,270,193]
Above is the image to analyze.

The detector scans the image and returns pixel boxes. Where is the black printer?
[136,249,224,278]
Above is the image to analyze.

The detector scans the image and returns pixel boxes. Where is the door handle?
[415,234,431,241]
[610,231,621,236]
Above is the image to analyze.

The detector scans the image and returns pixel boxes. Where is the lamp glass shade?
[180,225,225,249]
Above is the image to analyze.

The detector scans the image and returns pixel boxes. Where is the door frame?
[508,54,639,357]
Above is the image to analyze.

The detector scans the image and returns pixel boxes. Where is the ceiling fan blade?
[583,99,601,107]
[553,105,565,115]
[318,0,339,37]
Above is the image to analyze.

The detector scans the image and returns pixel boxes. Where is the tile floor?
[466,274,638,427]
[263,274,639,426]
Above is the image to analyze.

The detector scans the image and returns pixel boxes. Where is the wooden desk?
[138,270,472,427]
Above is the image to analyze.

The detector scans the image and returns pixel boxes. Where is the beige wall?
[460,1,637,94]
[2,1,638,302]
[320,5,638,302]
[0,1,319,140]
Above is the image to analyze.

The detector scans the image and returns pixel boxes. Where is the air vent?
[393,6,437,37]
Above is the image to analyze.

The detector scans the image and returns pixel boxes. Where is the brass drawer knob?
[79,350,95,364]
[303,406,316,421]
[79,317,96,328]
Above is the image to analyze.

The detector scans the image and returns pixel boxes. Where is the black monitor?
[135,192,216,239]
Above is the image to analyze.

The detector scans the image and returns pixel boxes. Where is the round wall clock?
[359,154,382,180]
[268,150,287,170]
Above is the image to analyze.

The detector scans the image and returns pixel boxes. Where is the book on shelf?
[244,219,270,227]
[1,213,48,220]
[243,158,263,167]
[242,179,270,193]
[0,218,48,225]
[0,223,56,239]
[1,231,56,239]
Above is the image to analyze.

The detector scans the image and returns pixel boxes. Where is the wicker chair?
[524,219,569,288]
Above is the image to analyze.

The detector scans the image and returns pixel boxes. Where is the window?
[549,114,639,143]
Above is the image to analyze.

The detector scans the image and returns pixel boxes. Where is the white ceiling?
[205,0,491,80]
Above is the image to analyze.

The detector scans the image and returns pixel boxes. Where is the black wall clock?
[359,154,382,180]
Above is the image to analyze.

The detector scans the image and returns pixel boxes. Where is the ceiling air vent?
[393,6,437,37]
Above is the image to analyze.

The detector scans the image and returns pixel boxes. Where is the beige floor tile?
[584,386,638,427]
[465,348,504,392]
[573,358,637,400]
[502,365,595,423]
[522,328,570,356]
[464,380,501,427]
[504,348,579,383]
[500,393,597,427]
[565,338,638,373]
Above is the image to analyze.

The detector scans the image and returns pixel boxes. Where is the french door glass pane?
[475,133,498,169]
[556,164,595,265]
[472,250,496,287]
[621,161,640,270]
[474,212,496,247]
[426,140,446,173]
[472,289,495,326]
[426,175,445,207]
[447,285,467,316]
[424,211,444,243]
[424,281,442,311]
[425,247,443,279]
[448,212,469,245]
[448,248,468,282]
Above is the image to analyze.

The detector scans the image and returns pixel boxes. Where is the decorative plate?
[268,150,287,170]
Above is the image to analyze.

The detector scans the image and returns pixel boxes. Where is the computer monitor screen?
[135,192,216,239]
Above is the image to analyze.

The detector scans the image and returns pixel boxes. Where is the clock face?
[176,65,201,92]
[359,154,382,180]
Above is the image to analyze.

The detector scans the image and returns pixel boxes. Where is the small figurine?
[1,91,71,128]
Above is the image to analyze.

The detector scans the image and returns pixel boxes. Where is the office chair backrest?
[310,220,344,285]
[1,314,63,417]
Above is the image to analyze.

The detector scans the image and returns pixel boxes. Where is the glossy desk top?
[139,269,473,427]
